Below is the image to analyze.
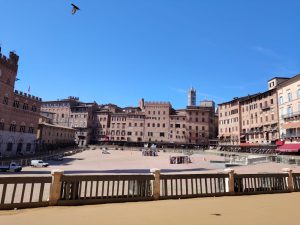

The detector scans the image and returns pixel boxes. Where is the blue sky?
[1,0,300,108]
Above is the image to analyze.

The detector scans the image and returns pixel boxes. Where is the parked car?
[102,149,110,154]
[0,162,22,172]
[30,160,49,167]
[64,151,73,156]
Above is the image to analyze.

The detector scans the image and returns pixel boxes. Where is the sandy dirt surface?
[1,148,300,176]
[1,149,226,176]
[1,193,300,225]
[23,148,300,173]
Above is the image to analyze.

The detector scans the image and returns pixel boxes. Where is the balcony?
[263,127,277,133]
[261,105,271,111]
[77,131,87,137]
[244,127,263,134]
[270,124,278,131]
[284,134,300,139]
[282,111,300,120]
[283,127,300,139]
[246,130,256,135]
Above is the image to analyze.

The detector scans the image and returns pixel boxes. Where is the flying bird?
[71,3,80,15]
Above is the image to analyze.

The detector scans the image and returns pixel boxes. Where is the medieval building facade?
[0,50,42,157]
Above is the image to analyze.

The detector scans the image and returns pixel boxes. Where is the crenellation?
[145,101,171,105]
[0,51,19,72]
[14,90,42,102]
[9,51,19,64]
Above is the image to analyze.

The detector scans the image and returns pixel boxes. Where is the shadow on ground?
[1,168,213,175]
[43,158,83,166]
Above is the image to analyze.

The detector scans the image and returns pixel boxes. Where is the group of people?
[169,155,191,164]
[141,149,158,156]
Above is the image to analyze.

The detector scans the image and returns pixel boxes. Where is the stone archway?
[0,135,3,156]
[16,138,24,154]
[6,136,15,152]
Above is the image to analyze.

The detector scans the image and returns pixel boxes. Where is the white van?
[30,160,49,167]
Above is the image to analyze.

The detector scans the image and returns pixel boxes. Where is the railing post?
[224,168,235,195]
[150,168,161,200]
[49,169,64,206]
[282,168,294,192]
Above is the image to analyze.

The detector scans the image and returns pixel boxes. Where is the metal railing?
[282,111,300,119]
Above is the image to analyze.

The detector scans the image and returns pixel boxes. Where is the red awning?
[276,140,285,146]
[276,144,300,153]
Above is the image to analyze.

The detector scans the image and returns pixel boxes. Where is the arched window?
[13,98,20,108]
[10,121,16,132]
[17,143,23,153]
[6,137,14,152]
[32,104,37,112]
[26,143,32,151]
[0,119,4,130]
[23,101,29,110]
[0,135,2,150]
[3,93,8,105]
[20,122,26,132]
[28,123,34,133]
[6,142,13,151]
[287,91,292,102]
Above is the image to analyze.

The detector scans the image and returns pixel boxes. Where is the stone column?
[150,168,161,200]
[282,168,294,192]
[49,169,64,206]
[224,168,235,194]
